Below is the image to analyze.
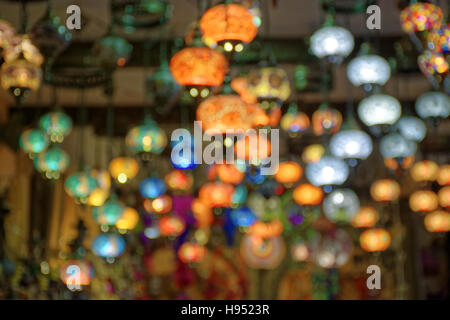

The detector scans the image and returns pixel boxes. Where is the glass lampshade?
[329,129,373,160]
[306,156,349,187]
[395,116,427,142]
[91,233,126,258]
[415,91,450,120]
[34,146,70,179]
[323,188,360,223]
[38,111,73,143]
[380,133,417,159]
[347,54,391,87]
[358,94,401,127]
[310,26,354,60]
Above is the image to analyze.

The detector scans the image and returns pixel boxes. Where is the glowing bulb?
[118,173,127,184]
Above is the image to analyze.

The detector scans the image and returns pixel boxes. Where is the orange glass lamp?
[235,132,271,163]
[370,179,401,202]
[196,94,258,134]
[144,194,172,214]
[410,160,439,182]
[302,144,325,163]
[424,210,450,233]
[116,207,139,231]
[281,104,310,135]
[409,190,439,212]
[384,156,414,171]
[249,219,283,239]
[170,46,228,98]
[59,260,93,289]
[198,182,235,208]
[438,186,450,209]
[164,170,193,192]
[437,164,450,186]
[158,215,186,237]
[216,163,245,185]
[360,228,391,252]
[274,161,303,185]
[293,183,324,206]
[312,105,342,136]
[178,242,207,263]
[192,198,214,228]
[351,206,379,228]
[109,157,139,184]
[231,77,258,104]
[200,3,258,53]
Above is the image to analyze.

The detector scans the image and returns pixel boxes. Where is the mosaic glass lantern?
[139,177,167,198]
[115,207,139,231]
[240,235,286,270]
[64,171,98,201]
[370,179,401,202]
[438,187,449,208]
[198,182,235,208]
[87,170,111,207]
[360,228,391,252]
[400,3,443,34]
[196,94,258,134]
[415,91,450,120]
[280,104,310,134]
[312,105,343,135]
[178,242,207,263]
[437,165,450,186]
[164,170,193,191]
[418,50,448,75]
[274,161,302,185]
[1,61,42,97]
[38,111,72,143]
[34,146,70,179]
[0,19,15,49]
[409,190,439,212]
[200,3,258,52]
[93,33,133,68]
[358,94,401,127]
[93,198,125,225]
[230,206,256,228]
[380,133,417,159]
[410,160,439,182]
[216,163,245,185]
[192,198,213,228]
[109,157,139,184]
[309,229,353,269]
[3,35,44,67]
[247,66,291,110]
[235,132,271,162]
[143,194,172,214]
[158,215,186,237]
[395,116,427,142]
[170,46,228,96]
[59,260,93,289]
[231,76,258,104]
[125,118,167,155]
[427,23,450,54]
[293,183,324,206]
[302,144,325,163]
[347,54,391,87]
[323,188,360,224]
[248,220,282,243]
[424,210,450,233]
[306,156,349,187]
[170,132,197,170]
[91,233,126,258]
[310,26,354,62]
[330,129,373,161]
[351,206,378,228]
[19,128,49,155]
